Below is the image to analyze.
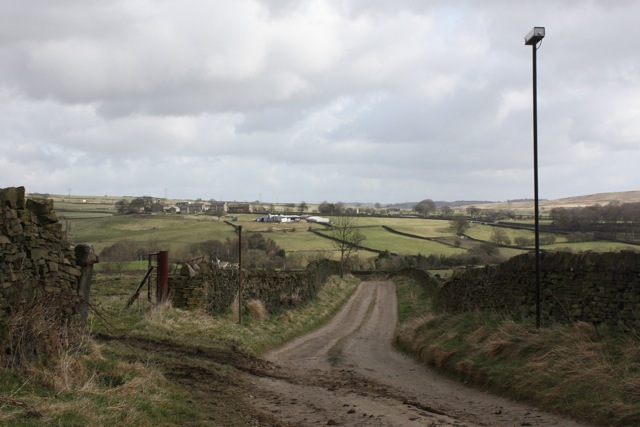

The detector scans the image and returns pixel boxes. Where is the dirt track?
[249,280,589,426]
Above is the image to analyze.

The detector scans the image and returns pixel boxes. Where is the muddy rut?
[248,280,590,427]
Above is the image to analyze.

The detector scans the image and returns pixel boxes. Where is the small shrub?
[245,299,268,321]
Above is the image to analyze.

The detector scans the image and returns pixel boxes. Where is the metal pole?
[238,225,243,325]
[532,44,541,328]
[157,250,169,304]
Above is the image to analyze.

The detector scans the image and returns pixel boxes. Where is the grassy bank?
[393,276,640,426]
[1,273,359,426]
[95,273,359,356]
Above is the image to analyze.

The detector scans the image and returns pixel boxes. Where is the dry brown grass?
[230,295,240,320]
[417,344,454,369]
[28,338,90,393]
[399,309,640,426]
[145,298,174,320]
[483,340,511,358]
[1,294,189,425]
[276,311,295,323]
[245,299,268,321]
[395,314,434,353]
[28,356,173,426]
[290,291,302,307]
[1,297,98,395]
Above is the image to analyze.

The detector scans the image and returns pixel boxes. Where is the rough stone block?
[48,261,59,272]
[30,248,49,261]
[37,212,59,225]
[0,187,25,209]
[25,198,53,215]
[4,208,16,219]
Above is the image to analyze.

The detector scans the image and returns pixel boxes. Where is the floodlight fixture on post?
[525,27,545,46]
[525,26,545,328]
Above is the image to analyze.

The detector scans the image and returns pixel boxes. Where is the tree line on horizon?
[549,201,640,241]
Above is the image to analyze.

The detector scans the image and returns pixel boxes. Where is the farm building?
[176,202,206,214]
[150,202,166,214]
[209,201,228,216]
[255,214,301,223]
[227,203,254,213]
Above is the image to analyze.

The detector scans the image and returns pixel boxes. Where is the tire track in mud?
[94,333,289,426]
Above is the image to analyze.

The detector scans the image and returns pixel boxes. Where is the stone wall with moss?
[1,186,82,326]
[169,259,341,313]
[438,251,640,329]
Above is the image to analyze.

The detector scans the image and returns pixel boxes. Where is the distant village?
[152,201,332,224]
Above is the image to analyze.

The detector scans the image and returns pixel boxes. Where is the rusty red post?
[157,250,169,303]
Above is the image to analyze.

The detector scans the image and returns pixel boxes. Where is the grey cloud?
[1,0,639,203]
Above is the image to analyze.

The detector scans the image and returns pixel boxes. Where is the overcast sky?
[1,0,639,204]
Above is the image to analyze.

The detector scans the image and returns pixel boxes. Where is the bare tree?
[466,206,481,219]
[440,206,453,217]
[490,228,511,245]
[450,215,470,235]
[331,214,366,277]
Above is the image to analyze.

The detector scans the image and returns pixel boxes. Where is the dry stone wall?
[0,186,81,322]
[438,251,640,329]
[169,260,341,313]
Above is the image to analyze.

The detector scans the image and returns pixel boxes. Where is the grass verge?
[98,274,359,356]
[1,272,359,426]
[393,276,640,427]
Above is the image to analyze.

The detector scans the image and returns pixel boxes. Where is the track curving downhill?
[248,280,590,427]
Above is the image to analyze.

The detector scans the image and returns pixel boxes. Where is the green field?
[376,218,453,237]
[255,229,340,254]
[464,223,567,245]
[546,241,640,252]
[63,198,639,267]
[464,223,639,253]
[314,225,467,257]
[69,214,471,266]
[71,215,237,254]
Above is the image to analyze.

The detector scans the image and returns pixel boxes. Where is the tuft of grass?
[394,277,640,427]
[144,299,174,321]
[245,299,268,321]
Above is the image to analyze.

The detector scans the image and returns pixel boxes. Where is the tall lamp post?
[525,27,545,328]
